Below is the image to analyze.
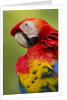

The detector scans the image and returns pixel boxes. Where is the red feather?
[11,18,58,74]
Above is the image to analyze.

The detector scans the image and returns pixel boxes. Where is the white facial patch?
[19,21,39,38]
[14,32,28,47]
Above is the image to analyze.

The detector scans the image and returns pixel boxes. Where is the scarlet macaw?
[10,18,58,93]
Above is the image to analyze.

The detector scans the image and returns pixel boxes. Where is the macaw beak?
[10,21,38,48]
[10,21,28,48]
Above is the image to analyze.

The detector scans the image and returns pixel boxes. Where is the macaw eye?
[25,23,28,26]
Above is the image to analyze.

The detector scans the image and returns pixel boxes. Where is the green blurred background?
[3,9,58,95]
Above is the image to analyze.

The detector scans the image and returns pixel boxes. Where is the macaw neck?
[27,43,42,53]
[16,42,57,74]
[26,42,58,62]
[26,42,55,66]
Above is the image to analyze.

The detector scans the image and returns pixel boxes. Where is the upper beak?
[10,22,29,48]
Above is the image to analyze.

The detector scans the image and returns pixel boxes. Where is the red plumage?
[11,18,58,74]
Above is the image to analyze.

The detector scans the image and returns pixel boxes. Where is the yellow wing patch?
[18,59,58,93]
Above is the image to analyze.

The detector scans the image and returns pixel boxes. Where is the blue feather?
[53,62,58,74]
[17,81,28,94]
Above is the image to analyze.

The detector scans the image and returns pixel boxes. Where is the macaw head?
[10,18,56,48]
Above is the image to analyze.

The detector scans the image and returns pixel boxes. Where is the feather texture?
[11,18,58,93]
[16,42,58,93]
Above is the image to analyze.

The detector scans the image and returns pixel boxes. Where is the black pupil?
[25,23,28,26]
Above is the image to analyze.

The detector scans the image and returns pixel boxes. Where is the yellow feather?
[18,59,58,92]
